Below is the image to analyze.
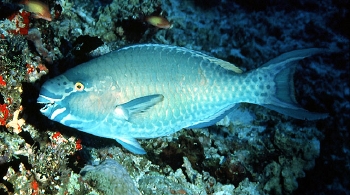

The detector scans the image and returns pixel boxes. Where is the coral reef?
[80,159,140,195]
[0,0,349,194]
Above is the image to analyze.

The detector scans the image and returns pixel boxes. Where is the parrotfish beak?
[37,94,56,116]
[37,94,54,104]
[37,86,63,105]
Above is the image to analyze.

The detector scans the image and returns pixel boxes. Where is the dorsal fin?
[207,58,243,73]
[191,50,243,74]
[121,44,244,74]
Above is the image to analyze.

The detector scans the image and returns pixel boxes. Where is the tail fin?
[261,48,328,120]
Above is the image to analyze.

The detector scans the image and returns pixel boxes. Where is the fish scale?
[37,44,328,154]
[120,47,226,125]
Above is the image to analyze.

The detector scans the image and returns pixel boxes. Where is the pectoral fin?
[114,94,164,120]
[115,137,146,154]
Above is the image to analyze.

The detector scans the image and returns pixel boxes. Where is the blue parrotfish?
[37,44,327,154]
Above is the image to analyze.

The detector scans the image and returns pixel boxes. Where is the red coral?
[0,104,10,126]
[31,179,39,195]
[26,63,36,74]
[37,63,48,72]
[7,10,31,35]
[52,131,61,139]
[75,138,82,150]
[0,75,6,87]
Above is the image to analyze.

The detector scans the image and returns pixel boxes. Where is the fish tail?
[259,48,328,120]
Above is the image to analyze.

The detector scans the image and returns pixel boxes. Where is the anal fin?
[115,137,146,154]
[186,105,238,129]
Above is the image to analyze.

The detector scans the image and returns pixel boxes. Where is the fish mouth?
[39,103,54,113]
[37,95,56,114]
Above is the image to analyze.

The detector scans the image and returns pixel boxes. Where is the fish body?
[23,0,51,21]
[37,44,327,154]
[145,16,172,29]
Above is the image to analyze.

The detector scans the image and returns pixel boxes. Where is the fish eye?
[75,82,84,91]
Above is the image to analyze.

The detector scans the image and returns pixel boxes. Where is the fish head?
[37,70,120,129]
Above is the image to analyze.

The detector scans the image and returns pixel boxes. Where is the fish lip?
[39,103,53,112]
[37,95,54,104]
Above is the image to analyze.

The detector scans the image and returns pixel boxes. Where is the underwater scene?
[0,0,349,194]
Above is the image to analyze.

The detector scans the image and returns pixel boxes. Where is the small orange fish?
[22,0,51,21]
[145,16,172,29]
